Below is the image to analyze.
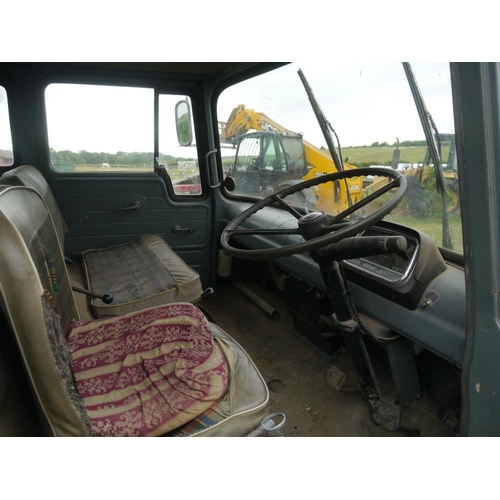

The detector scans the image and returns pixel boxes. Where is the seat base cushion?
[67,303,228,437]
[82,234,203,317]
[168,323,270,437]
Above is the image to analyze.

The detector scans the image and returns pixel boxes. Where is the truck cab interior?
[0,61,499,446]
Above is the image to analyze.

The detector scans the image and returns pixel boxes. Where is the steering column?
[221,167,408,431]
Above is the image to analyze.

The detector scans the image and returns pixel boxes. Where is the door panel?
[50,174,212,286]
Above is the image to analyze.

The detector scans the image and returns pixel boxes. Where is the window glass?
[236,136,261,171]
[45,83,154,172]
[159,95,201,196]
[45,84,202,196]
[0,86,13,167]
[217,62,462,254]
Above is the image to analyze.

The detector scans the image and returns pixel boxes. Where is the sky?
[1,62,454,161]
[217,62,454,151]
[0,87,12,153]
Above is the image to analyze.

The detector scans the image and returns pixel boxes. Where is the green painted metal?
[453,62,500,436]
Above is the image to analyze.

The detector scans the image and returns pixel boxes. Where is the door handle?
[116,202,141,212]
[172,225,194,234]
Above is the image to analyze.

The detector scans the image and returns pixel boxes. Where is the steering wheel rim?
[221,167,407,259]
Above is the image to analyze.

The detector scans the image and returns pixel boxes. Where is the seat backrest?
[1,165,68,252]
[0,185,90,436]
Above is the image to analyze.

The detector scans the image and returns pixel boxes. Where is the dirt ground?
[0,280,455,437]
[202,281,455,437]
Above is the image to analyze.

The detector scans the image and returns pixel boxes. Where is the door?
[43,81,212,287]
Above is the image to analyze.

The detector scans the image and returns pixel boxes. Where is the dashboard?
[224,202,466,367]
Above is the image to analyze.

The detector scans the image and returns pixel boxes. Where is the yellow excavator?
[220,104,363,215]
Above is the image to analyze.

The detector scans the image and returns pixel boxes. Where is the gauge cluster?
[343,221,447,309]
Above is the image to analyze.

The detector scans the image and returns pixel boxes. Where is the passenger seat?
[1,165,203,319]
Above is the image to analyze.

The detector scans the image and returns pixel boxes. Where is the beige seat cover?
[0,185,268,436]
[1,165,203,318]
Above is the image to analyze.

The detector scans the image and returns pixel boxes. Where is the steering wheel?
[220,167,407,260]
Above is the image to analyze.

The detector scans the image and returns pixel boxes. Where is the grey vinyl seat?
[0,185,269,436]
[0,166,203,319]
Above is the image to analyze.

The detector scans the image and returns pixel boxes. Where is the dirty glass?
[0,86,13,167]
[45,83,154,173]
[236,136,261,171]
[45,84,202,196]
[217,62,462,254]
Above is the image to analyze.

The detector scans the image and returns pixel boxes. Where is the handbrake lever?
[72,285,113,304]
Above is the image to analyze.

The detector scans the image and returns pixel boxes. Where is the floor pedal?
[327,365,346,391]
[370,399,402,432]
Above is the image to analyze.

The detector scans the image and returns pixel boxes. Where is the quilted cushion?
[168,324,270,437]
[66,303,228,437]
[0,165,69,249]
[82,234,203,317]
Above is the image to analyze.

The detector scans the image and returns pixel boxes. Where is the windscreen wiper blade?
[402,62,447,195]
[297,68,344,173]
[403,62,453,250]
[297,68,354,210]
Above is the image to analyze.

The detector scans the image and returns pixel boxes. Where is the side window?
[159,95,201,196]
[45,84,202,196]
[45,83,154,173]
[262,137,279,170]
[260,136,287,171]
[0,86,13,167]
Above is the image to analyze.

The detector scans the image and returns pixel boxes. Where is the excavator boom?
[221,105,363,214]
[221,104,294,141]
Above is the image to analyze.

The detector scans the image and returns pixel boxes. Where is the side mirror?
[223,176,236,192]
[175,100,193,147]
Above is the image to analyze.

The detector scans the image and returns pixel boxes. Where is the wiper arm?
[297,68,344,173]
[297,68,354,210]
[402,62,447,195]
[403,62,453,250]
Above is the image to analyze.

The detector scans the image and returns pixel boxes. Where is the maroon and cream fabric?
[67,303,228,437]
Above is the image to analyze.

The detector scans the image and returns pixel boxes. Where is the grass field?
[341,145,450,166]
[363,181,463,252]
[385,213,463,252]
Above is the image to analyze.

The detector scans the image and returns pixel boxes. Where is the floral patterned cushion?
[67,303,228,437]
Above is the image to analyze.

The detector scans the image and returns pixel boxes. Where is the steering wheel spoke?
[226,227,301,237]
[320,220,357,234]
[273,194,303,219]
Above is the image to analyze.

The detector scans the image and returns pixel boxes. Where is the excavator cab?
[229,131,314,205]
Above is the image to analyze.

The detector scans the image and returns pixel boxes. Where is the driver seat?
[0,185,269,436]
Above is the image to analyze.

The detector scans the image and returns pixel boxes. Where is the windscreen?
[217,62,461,254]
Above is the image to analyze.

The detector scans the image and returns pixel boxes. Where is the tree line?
[49,149,176,167]
[50,139,430,167]
[366,140,427,148]
[320,140,428,151]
